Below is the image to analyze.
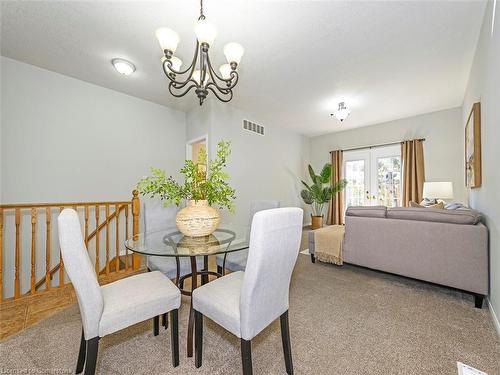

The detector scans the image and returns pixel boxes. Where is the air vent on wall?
[243,119,265,136]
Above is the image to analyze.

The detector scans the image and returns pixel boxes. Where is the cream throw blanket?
[314,225,345,265]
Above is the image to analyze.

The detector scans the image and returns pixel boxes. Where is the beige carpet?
[1,253,499,374]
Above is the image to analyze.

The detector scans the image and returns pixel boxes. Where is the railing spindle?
[0,208,3,301]
[84,206,89,248]
[125,203,129,270]
[95,205,100,274]
[45,207,51,291]
[132,190,140,270]
[30,208,37,294]
[115,204,120,272]
[104,204,109,275]
[59,207,64,286]
[14,208,21,298]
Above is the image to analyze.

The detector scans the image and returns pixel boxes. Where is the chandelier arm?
[168,82,198,98]
[162,40,200,78]
[162,59,200,90]
[206,81,231,95]
[206,64,239,92]
[205,53,239,87]
[206,84,233,102]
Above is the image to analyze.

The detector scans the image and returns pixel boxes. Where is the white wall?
[462,0,500,333]
[186,101,310,225]
[1,56,187,203]
[1,57,187,297]
[309,107,466,203]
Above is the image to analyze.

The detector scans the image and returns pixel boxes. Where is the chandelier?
[155,0,244,106]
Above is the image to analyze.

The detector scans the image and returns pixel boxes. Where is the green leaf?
[300,189,314,204]
[301,180,311,190]
[320,163,332,183]
[308,165,317,183]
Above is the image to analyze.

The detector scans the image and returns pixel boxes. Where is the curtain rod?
[330,138,426,153]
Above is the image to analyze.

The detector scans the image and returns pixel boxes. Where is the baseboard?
[487,297,500,337]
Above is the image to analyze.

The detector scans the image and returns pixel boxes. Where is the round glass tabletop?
[125,224,250,257]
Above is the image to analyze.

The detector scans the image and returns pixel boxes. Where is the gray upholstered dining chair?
[58,209,181,375]
[193,207,303,375]
[216,200,280,274]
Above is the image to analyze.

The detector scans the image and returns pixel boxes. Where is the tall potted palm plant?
[301,164,347,229]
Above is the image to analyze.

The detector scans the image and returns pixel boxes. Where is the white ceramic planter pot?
[175,200,220,237]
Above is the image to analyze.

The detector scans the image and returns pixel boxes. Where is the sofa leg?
[474,294,484,309]
[310,254,315,264]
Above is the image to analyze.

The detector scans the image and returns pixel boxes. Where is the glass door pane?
[345,160,366,207]
[370,145,401,207]
[376,156,401,207]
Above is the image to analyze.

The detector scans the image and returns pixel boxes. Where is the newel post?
[132,190,141,270]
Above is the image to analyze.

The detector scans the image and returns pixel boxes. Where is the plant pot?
[176,200,221,237]
[311,215,323,230]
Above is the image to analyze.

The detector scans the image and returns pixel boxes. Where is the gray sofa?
[308,206,489,308]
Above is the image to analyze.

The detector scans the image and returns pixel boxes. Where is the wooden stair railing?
[0,190,141,303]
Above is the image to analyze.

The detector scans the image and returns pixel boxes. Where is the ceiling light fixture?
[156,0,244,106]
[111,58,136,76]
[331,102,351,122]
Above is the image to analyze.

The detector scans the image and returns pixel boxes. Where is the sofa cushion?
[345,206,387,218]
[386,207,481,225]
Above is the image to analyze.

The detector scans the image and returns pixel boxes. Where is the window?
[343,145,401,209]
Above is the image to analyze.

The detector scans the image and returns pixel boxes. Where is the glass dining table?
[125,224,250,357]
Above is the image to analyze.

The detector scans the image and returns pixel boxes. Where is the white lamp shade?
[219,63,232,79]
[223,42,244,64]
[162,56,183,73]
[195,20,217,45]
[156,27,180,53]
[423,182,454,200]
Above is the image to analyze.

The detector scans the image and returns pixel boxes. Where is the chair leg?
[170,309,179,367]
[195,310,203,368]
[162,312,169,329]
[240,339,253,375]
[217,265,223,275]
[153,315,159,336]
[84,337,99,375]
[76,328,87,374]
[280,310,294,375]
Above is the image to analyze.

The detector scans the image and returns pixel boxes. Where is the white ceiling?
[1,0,486,136]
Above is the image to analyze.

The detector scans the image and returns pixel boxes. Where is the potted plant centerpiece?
[300,164,347,229]
[137,140,236,237]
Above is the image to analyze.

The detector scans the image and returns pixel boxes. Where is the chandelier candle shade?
[156,0,244,105]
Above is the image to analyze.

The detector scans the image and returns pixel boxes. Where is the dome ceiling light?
[331,102,351,122]
[156,0,244,106]
[111,58,136,76]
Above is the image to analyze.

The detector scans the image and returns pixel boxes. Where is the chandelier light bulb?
[111,58,135,76]
[156,27,180,53]
[333,102,351,122]
[219,64,232,79]
[164,56,183,73]
[223,42,244,65]
[195,20,217,46]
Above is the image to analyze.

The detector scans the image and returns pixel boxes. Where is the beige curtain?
[401,139,425,207]
[327,150,344,225]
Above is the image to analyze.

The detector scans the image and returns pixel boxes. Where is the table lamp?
[422,182,454,203]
